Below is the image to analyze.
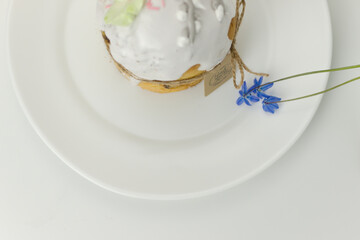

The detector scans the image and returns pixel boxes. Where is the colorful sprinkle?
[146,0,165,10]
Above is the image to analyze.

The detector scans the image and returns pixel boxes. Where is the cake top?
[98,0,236,81]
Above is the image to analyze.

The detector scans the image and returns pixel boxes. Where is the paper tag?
[204,54,233,96]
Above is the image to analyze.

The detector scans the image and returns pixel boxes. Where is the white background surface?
[1,0,360,239]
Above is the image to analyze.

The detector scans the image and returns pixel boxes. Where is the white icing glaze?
[176,10,187,22]
[195,20,201,33]
[215,5,225,22]
[192,0,206,9]
[97,0,236,81]
[212,0,225,22]
[177,35,190,48]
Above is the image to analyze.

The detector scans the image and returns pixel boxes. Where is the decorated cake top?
[97,0,236,81]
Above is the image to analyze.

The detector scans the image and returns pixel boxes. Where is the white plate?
[7,0,332,200]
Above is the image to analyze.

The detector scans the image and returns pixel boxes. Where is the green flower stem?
[273,64,360,83]
[259,64,360,88]
[273,76,360,103]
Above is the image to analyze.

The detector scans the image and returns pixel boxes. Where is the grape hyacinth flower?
[251,76,273,98]
[262,96,281,114]
[236,81,260,106]
[236,77,281,114]
[236,64,360,115]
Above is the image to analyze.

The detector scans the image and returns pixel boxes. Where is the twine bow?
[230,0,269,89]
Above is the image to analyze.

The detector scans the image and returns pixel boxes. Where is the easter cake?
[97,0,253,93]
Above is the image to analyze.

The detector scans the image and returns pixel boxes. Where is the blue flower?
[248,77,262,93]
[254,76,264,88]
[257,91,271,99]
[250,76,274,99]
[262,96,281,114]
[236,81,260,106]
[236,77,282,114]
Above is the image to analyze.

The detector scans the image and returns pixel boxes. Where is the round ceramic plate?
[7,0,332,200]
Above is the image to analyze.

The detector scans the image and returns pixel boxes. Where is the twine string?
[231,0,269,89]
